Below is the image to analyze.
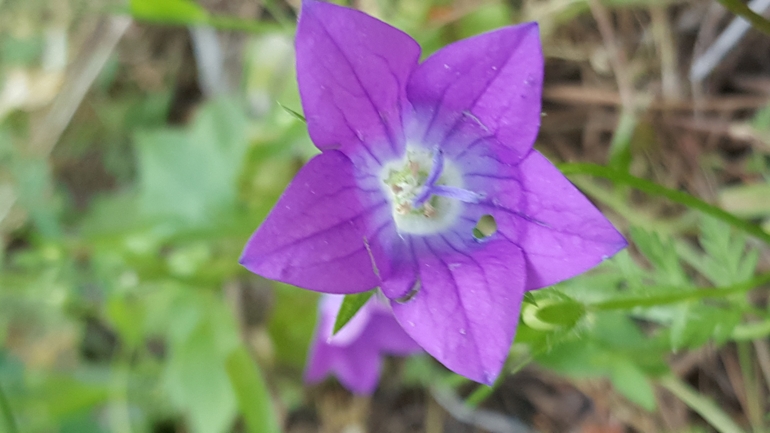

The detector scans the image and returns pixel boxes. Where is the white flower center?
[380,146,467,235]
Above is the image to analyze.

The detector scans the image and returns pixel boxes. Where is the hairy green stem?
[590,271,770,311]
[559,163,770,246]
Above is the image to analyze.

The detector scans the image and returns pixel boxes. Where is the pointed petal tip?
[483,371,498,386]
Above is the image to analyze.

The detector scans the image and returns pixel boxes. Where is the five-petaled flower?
[241,0,627,384]
[305,294,422,394]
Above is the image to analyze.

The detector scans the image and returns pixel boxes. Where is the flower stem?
[589,271,770,311]
[559,162,770,246]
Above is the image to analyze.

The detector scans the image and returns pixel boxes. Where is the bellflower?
[241,0,626,384]
[305,294,422,394]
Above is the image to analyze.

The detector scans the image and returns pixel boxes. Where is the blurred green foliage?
[0,0,769,432]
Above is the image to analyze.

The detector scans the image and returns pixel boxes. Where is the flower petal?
[406,23,542,162]
[390,237,525,384]
[495,151,627,290]
[239,151,388,294]
[305,299,382,394]
[296,0,421,165]
[370,310,422,355]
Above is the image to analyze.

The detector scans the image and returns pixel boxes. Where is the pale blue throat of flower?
[380,146,484,235]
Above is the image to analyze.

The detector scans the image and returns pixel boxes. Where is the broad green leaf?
[29,374,111,420]
[225,347,281,433]
[130,0,209,24]
[164,293,240,433]
[165,321,237,433]
[610,359,657,411]
[592,312,646,350]
[536,340,607,378]
[137,98,249,226]
[333,290,375,335]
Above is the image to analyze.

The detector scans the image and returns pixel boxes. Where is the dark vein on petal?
[437,34,530,150]
[452,135,495,160]
[267,201,388,255]
[299,220,392,268]
[424,236,484,371]
[316,21,400,158]
[420,84,453,144]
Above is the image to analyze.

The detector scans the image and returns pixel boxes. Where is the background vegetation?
[1,0,770,431]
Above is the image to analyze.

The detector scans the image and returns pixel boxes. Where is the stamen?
[412,148,483,207]
[431,185,485,203]
[413,148,444,208]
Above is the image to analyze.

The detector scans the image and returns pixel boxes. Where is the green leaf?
[630,227,689,286]
[137,98,249,226]
[129,0,209,24]
[164,296,240,433]
[669,303,742,350]
[225,347,281,433]
[333,290,375,334]
[610,359,657,411]
[536,340,607,378]
[165,321,237,433]
[277,102,306,123]
[30,374,111,420]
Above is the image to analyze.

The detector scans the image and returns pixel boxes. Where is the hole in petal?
[395,278,420,304]
[472,214,497,240]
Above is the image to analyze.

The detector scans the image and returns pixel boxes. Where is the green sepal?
[333,290,376,335]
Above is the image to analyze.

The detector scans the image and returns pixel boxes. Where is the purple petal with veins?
[242,0,626,385]
[305,294,421,394]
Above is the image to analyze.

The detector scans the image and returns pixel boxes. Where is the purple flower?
[241,0,626,384]
[305,294,422,394]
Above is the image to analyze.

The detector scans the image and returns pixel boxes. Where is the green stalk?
[715,0,770,36]
[589,271,770,311]
[559,163,770,246]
